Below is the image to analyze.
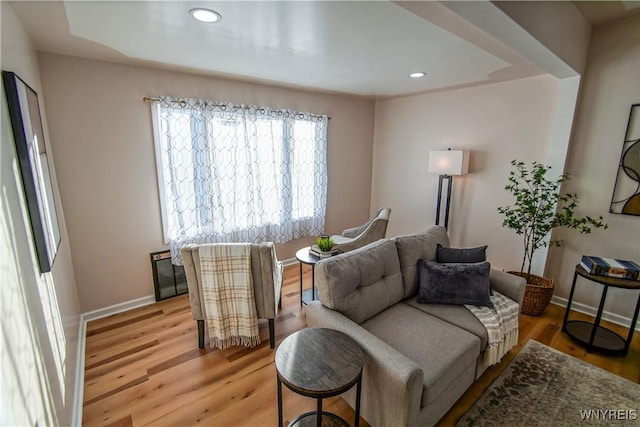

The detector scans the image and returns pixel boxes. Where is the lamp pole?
[435,174,453,229]
[428,149,469,230]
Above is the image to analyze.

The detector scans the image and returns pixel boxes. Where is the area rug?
[456,340,640,426]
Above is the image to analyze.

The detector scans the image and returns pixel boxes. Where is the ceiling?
[8,1,639,98]
[573,0,640,25]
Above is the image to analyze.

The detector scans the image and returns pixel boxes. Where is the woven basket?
[507,271,555,316]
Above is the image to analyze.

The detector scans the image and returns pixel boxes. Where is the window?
[151,97,328,263]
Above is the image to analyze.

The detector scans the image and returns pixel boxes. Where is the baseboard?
[551,296,640,332]
[82,294,156,322]
[71,294,156,425]
[71,317,87,427]
[281,257,298,267]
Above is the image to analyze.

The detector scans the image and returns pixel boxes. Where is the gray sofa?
[306,226,526,427]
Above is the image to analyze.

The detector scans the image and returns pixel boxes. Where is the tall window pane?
[151,97,328,264]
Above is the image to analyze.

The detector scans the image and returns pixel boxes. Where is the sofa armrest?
[306,301,423,427]
[490,269,527,309]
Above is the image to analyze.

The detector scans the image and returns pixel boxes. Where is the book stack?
[580,256,640,280]
[309,244,340,259]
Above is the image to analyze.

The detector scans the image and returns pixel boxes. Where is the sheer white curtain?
[151,96,328,263]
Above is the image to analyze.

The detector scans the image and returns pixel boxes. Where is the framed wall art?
[610,103,640,216]
[3,71,61,273]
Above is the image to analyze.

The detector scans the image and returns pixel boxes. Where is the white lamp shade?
[428,150,469,175]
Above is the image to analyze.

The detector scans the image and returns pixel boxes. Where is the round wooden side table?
[562,265,640,355]
[275,328,364,427]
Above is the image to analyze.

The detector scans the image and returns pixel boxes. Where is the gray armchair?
[181,242,283,349]
[331,208,391,253]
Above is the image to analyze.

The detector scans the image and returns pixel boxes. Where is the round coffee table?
[275,328,364,427]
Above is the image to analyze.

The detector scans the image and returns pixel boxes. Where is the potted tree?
[497,160,607,315]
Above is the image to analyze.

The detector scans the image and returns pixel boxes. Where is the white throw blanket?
[465,291,519,366]
[199,244,261,349]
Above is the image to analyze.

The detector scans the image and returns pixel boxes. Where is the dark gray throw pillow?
[436,243,487,263]
[417,259,492,307]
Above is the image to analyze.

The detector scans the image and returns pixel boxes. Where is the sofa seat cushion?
[403,296,489,351]
[361,303,481,408]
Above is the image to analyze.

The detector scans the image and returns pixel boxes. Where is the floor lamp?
[428,149,469,229]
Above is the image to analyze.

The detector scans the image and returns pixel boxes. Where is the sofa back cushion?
[395,226,450,298]
[436,243,487,263]
[314,239,404,324]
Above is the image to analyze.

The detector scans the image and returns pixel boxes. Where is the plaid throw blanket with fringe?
[199,244,260,349]
[465,291,519,366]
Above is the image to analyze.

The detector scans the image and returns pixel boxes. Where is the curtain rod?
[142,97,331,120]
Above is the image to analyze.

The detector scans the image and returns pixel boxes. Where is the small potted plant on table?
[310,235,338,258]
[497,160,607,315]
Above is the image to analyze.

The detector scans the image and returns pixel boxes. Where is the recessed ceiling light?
[189,8,222,23]
[409,72,426,78]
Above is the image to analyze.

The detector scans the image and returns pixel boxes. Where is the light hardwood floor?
[83,264,640,426]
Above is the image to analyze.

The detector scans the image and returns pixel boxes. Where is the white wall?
[1,3,81,426]
[545,14,640,321]
[37,53,376,312]
[371,74,559,272]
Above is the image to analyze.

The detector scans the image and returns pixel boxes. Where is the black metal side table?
[562,265,640,355]
[296,247,321,305]
[275,328,364,427]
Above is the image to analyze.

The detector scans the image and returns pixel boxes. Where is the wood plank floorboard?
[83,265,640,426]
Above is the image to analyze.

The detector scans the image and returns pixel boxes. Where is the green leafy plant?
[497,160,607,280]
[315,235,334,252]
